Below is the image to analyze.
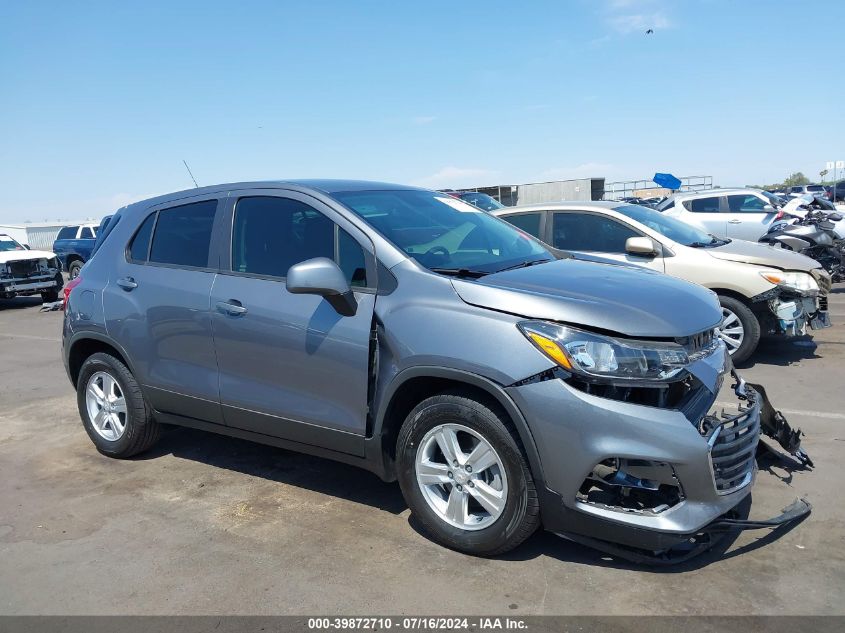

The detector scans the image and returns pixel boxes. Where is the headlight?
[759,270,818,292]
[518,321,690,382]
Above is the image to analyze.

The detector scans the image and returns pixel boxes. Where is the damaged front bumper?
[510,364,813,564]
[753,284,831,337]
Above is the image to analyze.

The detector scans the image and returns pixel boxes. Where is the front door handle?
[728,219,742,224]
[216,300,247,316]
[117,276,138,290]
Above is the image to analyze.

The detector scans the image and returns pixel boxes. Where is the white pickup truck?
[0,233,63,302]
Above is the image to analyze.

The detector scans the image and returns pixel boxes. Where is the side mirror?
[763,204,776,213]
[286,257,357,317]
[625,236,658,257]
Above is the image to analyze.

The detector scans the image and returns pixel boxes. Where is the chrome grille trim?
[706,398,760,495]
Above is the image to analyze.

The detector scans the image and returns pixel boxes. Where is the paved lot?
[1,291,844,615]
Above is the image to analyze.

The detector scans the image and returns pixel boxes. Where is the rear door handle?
[216,300,247,316]
[728,219,742,224]
[117,276,138,290]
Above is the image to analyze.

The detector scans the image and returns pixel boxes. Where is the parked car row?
[62,179,816,565]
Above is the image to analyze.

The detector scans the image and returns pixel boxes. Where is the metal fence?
[602,175,713,200]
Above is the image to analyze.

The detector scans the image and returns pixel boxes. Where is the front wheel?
[396,392,540,556]
[716,295,760,364]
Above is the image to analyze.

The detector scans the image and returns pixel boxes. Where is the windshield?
[613,204,723,247]
[332,189,552,274]
[0,235,26,252]
[458,192,505,211]
[760,190,784,207]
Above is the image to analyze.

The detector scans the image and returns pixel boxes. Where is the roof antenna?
[182,160,199,188]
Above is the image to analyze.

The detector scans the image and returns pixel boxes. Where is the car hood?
[451,259,721,338]
[706,239,819,271]
[0,249,56,264]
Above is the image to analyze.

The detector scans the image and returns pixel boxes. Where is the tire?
[76,352,160,458]
[717,295,760,364]
[68,260,83,279]
[41,288,59,302]
[396,391,540,556]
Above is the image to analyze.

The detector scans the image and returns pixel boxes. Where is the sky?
[1,0,843,223]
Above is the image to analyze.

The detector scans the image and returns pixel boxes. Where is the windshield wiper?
[429,267,490,279]
[495,258,554,273]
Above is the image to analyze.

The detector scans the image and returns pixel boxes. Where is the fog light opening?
[576,458,683,514]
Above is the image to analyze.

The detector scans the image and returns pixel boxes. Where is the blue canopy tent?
[653,173,682,190]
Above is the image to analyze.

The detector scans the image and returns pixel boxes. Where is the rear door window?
[727,195,766,213]
[149,200,217,268]
[684,197,721,213]
[552,213,639,253]
[502,212,542,238]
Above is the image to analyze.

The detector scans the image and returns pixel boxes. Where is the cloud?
[411,116,437,125]
[608,11,671,34]
[411,166,498,189]
[597,0,673,34]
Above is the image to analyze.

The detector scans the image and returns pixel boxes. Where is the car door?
[210,190,377,456]
[549,211,665,272]
[102,196,224,424]
[680,196,727,238]
[725,193,777,241]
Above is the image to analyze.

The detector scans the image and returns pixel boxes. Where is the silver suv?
[62,180,809,560]
[658,188,784,242]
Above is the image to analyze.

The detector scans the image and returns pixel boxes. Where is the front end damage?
[753,273,832,337]
[561,372,812,565]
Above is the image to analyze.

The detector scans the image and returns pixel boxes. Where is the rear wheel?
[77,352,160,457]
[396,391,540,556]
[68,260,83,279]
[717,295,760,364]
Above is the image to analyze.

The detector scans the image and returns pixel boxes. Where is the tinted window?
[807,185,824,192]
[727,194,766,213]
[232,196,368,286]
[79,227,94,239]
[149,200,217,267]
[57,226,79,240]
[684,197,721,213]
[503,212,542,238]
[613,204,718,247]
[552,213,639,253]
[128,213,156,262]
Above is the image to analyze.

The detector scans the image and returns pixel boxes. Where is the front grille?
[676,329,714,355]
[702,400,760,494]
[8,260,39,278]
[819,295,829,311]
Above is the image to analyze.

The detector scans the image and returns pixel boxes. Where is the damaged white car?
[0,233,64,303]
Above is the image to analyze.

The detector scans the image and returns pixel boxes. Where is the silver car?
[62,180,810,561]
[658,188,784,241]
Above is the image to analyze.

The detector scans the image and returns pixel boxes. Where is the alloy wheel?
[85,371,128,441]
[414,423,508,531]
[717,307,745,354]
